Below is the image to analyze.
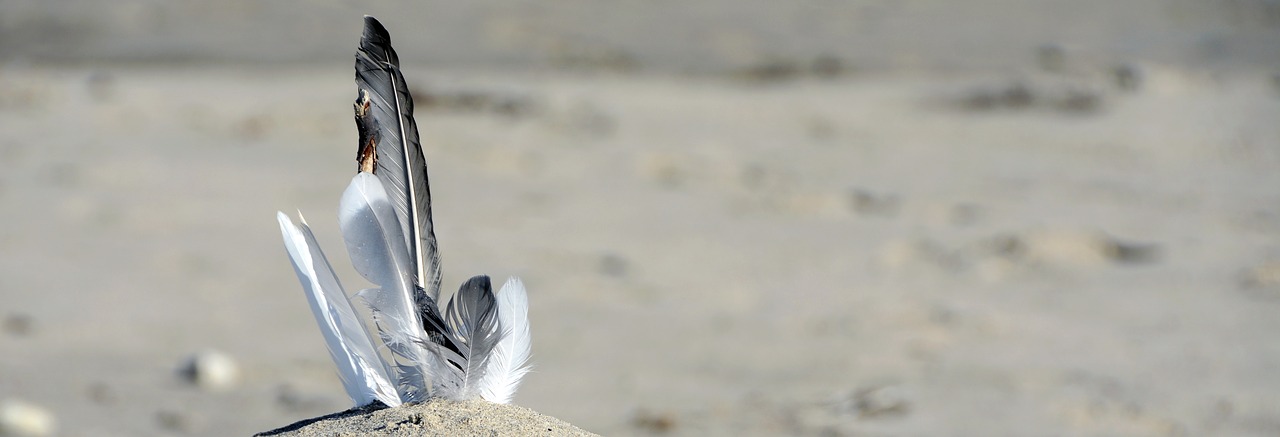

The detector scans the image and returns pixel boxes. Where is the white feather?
[479,277,532,404]
[276,211,401,407]
[339,174,416,290]
[337,173,437,403]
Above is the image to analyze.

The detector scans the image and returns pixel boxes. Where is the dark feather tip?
[362,16,392,46]
[462,275,493,294]
[360,16,399,65]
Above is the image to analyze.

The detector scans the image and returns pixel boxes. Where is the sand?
[255,399,595,437]
[0,2,1278,436]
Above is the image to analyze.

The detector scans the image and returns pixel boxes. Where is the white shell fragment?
[180,349,241,391]
[0,400,55,437]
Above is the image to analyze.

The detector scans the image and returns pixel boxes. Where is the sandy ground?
[1,2,1279,436]
[255,399,595,436]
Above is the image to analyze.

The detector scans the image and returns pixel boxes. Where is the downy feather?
[354,16,442,302]
[276,212,401,407]
[479,277,532,404]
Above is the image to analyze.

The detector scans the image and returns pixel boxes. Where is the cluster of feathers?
[275,16,531,408]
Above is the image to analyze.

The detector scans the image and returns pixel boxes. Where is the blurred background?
[0,1,1278,436]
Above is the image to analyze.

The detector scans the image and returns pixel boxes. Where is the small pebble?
[84,71,116,102]
[85,383,115,405]
[235,115,274,140]
[155,410,192,432]
[949,203,982,226]
[598,253,629,278]
[2,314,32,337]
[179,349,240,391]
[854,385,911,418]
[0,400,55,437]
[849,188,900,217]
[1018,231,1124,266]
[560,102,615,137]
[1242,261,1280,288]
[831,385,911,419]
[1054,88,1103,114]
[811,55,845,78]
[737,59,803,82]
[959,83,1034,110]
[1111,63,1143,91]
[631,409,677,433]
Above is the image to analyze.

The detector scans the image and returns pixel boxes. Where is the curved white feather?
[339,173,416,291]
[479,277,532,404]
[276,211,401,407]
[337,173,435,402]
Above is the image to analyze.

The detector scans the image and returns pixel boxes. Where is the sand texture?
[0,1,1278,436]
[255,400,595,437]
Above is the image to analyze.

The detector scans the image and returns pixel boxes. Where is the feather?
[338,173,415,297]
[338,173,461,402]
[354,15,442,302]
[479,277,533,404]
[442,275,503,399]
[273,16,535,409]
[276,211,401,407]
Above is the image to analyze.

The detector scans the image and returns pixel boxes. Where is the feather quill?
[479,277,533,404]
[276,212,401,407]
[354,15,442,302]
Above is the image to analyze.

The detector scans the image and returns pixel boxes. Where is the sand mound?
[256,399,596,437]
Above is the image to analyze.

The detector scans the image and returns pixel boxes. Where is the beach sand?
[255,399,595,436]
[0,2,1278,436]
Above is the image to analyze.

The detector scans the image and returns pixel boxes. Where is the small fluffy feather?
[480,277,533,404]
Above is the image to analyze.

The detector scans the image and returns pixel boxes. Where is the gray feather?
[444,275,503,399]
[354,16,442,302]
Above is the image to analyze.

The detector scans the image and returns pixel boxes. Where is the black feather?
[413,286,465,360]
[354,16,443,304]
